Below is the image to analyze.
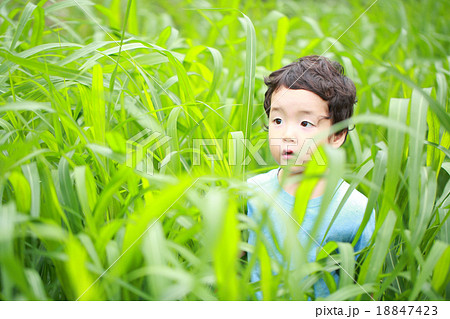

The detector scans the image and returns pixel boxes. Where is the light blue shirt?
[247,168,375,299]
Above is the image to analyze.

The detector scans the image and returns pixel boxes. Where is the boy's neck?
[278,168,327,198]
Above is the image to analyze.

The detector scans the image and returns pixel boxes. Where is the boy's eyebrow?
[270,106,283,112]
[270,106,329,119]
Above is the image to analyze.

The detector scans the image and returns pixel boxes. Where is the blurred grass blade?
[0,49,92,84]
[65,236,105,300]
[353,150,386,246]
[228,131,245,177]
[165,106,182,175]
[411,168,437,248]
[337,243,355,288]
[238,13,256,144]
[272,13,289,70]
[205,47,223,102]
[0,203,34,299]
[431,245,450,293]
[142,222,169,299]
[7,171,31,213]
[379,98,408,224]
[202,189,240,300]
[58,155,82,232]
[293,146,329,225]
[408,88,431,227]
[25,269,48,301]
[409,241,448,300]
[21,163,40,218]
[91,64,106,143]
[10,2,37,51]
[359,210,397,285]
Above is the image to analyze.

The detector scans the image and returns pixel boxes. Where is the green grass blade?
[379,98,408,224]
[58,156,82,232]
[238,13,256,145]
[228,131,245,177]
[0,49,92,84]
[205,47,223,102]
[7,170,31,213]
[0,203,34,299]
[337,242,355,289]
[10,2,36,51]
[25,269,48,301]
[272,13,289,70]
[431,245,450,294]
[409,240,448,300]
[21,162,40,218]
[165,106,182,175]
[324,283,375,301]
[141,222,169,299]
[353,150,386,245]
[359,210,397,285]
[408,88,431,228]
[91,63,106,144]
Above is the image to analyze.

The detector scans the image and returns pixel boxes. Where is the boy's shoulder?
[334,180,371,215]
[246,169,281,200]
[247,168,279,187]
[246,170,372,215]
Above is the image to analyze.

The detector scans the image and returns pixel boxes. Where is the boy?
[247,55,375,299]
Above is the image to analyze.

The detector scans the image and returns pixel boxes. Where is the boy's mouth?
[281,149,295,158]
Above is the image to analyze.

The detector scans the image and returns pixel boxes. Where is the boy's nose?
[282,135,296,143]
[282,125,297,143]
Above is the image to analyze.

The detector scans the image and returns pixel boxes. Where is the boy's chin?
[280,164,306,175]
[279,155,311,174]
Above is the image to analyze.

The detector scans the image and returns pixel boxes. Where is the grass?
[0,0,449,300]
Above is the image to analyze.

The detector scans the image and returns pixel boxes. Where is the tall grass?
[0,0,448,300]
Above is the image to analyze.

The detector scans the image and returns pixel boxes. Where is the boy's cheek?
[307,134,328,148]
[269,145,281,162]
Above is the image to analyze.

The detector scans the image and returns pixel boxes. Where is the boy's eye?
[273,118,282,125]
[300,121,314,128]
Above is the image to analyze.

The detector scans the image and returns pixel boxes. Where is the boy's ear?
[328,130,347,148]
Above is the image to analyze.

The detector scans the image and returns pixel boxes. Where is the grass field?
[0,0,449,300]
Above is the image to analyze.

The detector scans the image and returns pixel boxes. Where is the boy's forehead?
[270,87,329,116]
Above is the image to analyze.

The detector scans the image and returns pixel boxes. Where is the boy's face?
[268,87,345,174]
